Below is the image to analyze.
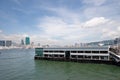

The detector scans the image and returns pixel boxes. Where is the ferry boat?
[34,46,120,65]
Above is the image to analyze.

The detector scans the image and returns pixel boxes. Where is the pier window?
[54,51,59,53]
[100,56,108,60]
[52,51,64,53]
[78,55,83,58]
[49,55,52,57]
[49,51,53,53]
[60,51,64,53]
[85,56,91,59]
[60,55,64,58]
[85,51,91,53]
[44,51,49,52]
[71,55,77,58]
[44,54,48,57]
[71,51,77,53]
[54,55,58,57]
[92,56,99,60]
[78,51,84,53]
[100,51,108,53]
[92,51,99,53]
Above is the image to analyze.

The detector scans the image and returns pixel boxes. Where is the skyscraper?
[6,40,12,47]
[21,39,24,45]
[0,40,5,46]
[114,37,120,44]
[0,40,12,47]
[25,37,30,45]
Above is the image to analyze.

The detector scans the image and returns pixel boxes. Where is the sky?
[0,0,120,45]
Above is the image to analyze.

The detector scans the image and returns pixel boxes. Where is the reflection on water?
[0,49,120,80]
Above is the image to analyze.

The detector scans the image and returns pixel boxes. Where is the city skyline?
[0,0,120,45]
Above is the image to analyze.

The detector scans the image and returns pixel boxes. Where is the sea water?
[0,49,120,80]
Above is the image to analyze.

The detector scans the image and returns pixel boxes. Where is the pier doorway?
[65,51,70,60]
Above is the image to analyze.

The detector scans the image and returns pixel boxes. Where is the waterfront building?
[21,39,24,45]
[114,37,120,45]
[0,40,5,46]
[25,37,30,45]
[0,40,12,47]
[35,46,120,65]
[6,40,12,47]
[35,46,110,61]
[87,39,115,46]
[37,43,40,46]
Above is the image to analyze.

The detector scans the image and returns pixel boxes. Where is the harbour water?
[0,49,120,80]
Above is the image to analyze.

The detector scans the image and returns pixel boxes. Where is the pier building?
[35,46,120,65]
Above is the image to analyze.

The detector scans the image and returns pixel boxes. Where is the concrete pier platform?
[34,56,120,66]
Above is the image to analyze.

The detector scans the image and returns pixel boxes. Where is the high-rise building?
[87,39,115,46]
[6,40,12,47]
[25,37,30,45]
[0,40,12,47]
[0,40,5,46]
[114,37,120,44]
[21,39,24,45]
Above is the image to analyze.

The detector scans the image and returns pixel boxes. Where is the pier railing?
[109,47,120,62]
[109,47,119,55]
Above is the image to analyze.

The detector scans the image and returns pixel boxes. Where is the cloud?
[82,0,106,6]
[37,12,120,44]
[1,3,120,45]
[0,33,27,42]
[38,16,80,36]
[83,17,109,28]
[1,0,120,45]
[44,7,81,23]
[118,26,120,31]
[102,28,120,39]
[81,0,120,21]
[0,30,2,33]
[12,7,35,15]
[11,0,22,6]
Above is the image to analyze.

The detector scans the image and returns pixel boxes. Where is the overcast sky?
[0,0,120,45]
